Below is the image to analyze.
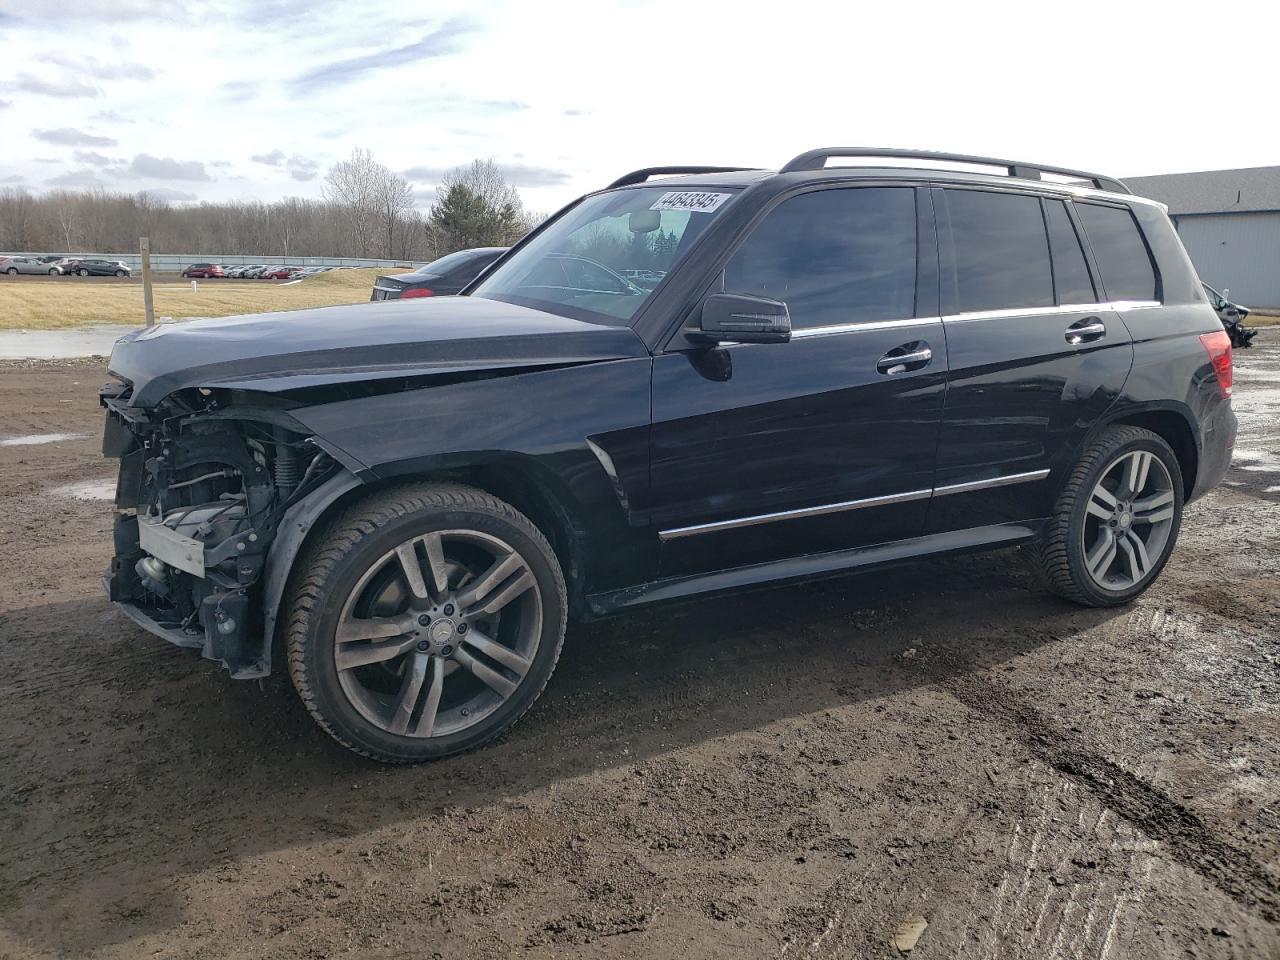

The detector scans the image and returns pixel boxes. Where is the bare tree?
[322,148,384,256]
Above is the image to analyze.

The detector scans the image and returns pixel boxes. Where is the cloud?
[472,99,527,113]
[291,18,474,92]
[90,109,132,123]
[251,149,287,166]
[11,72,100,98]
[142,187,199,203]
[33,127,118,147]
[253,150,318,180]
[562,108,589,117]
[209,160,233,168]
[0,99,11,110]
[0,174,26,184]
[128,154,211,181]
[403,162,568,188]
[47,169,111,189]
[73,150,124,167]
[38,52,155,81]
[6,0,190,20]
[223,80,258,103]
[499,163,571,187]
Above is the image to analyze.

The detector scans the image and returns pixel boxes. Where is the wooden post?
[140,236,155,327]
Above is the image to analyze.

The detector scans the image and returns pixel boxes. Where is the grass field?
[0,268,408,330]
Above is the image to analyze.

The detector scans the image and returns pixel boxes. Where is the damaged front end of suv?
[102,380,341,678]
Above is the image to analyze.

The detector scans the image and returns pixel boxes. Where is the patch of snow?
[53,478,117,501]
[0,433,86,446]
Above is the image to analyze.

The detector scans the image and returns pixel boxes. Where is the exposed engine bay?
[101,380,338,677]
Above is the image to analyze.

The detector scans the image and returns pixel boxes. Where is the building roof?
[1124,166,1280,215]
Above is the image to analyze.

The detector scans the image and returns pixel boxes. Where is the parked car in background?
[2,255,62,275]
[98,148,1236,763]
[65,258,131,277]
[291,267,331,280]
[182,263,225,279]
[260,266,299,280]
[223,265,247,278]
[1203,282,1257,348]
[370,247,507,301]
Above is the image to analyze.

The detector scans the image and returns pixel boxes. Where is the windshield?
[470,185,737,324]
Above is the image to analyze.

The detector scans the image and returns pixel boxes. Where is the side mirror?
[692,293,792,345]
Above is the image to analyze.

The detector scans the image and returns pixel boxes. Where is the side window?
[1044,200,1096,304]
[1076,203,1159,302]
[945,189,1054,313]
[724,187,917,329]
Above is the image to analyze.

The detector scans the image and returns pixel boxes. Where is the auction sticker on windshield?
[649,191,731,213]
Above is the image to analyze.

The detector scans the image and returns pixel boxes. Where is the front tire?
[1028,426,1183,607]
[4,268,16,275]
[284,483,567,763]
[77,268,88,276]
[114,269,126,277]
[48,268,58,275]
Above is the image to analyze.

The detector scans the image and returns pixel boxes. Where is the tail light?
[401,287,434,299]
[1198,330,1233,398]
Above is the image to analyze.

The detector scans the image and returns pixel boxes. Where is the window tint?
[1077,203,1158,301]
[946,190,1053,313]
[1044,200,1096,304]
[724,187,916,329]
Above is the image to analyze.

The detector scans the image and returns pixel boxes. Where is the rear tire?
[1027,426,1183,607]
[4,268,16,275]
[284,483,567,763]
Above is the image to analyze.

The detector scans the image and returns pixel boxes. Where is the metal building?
[1124,166,1280,308]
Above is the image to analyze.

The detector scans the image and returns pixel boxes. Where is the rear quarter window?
[1077,203,1159,302]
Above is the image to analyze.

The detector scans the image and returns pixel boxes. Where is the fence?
[1,252,425,272]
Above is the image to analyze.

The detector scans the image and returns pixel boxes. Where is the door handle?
[1065,316,1106,344]
[877,341,932,375]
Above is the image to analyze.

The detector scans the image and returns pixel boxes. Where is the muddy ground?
[1,337,1277,960]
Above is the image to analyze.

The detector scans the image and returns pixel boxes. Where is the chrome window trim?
[730,301,1162,343]
[658,468,1051,541]
[791,316,943,339]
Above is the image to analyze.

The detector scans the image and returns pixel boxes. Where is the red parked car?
[181,263,225,278]
[259,266,299,280]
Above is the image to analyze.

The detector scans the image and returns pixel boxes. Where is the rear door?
[649,184,947,578]
[927,187,1134,533]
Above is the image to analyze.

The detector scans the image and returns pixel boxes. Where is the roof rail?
[607,166,761,189]
[778,147,1131,195]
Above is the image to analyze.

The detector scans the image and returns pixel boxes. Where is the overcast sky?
[1,0,1276,213]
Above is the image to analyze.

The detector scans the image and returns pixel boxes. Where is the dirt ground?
[1,336,1277,960]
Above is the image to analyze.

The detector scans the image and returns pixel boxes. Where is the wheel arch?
[259,455,590,675]
[1088,402,1199,499]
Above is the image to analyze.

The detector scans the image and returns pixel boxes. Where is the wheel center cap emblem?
[1118,513,1132,529]
[430,619,456,644]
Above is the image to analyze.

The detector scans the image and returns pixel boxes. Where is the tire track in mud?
[944,670,1280,924]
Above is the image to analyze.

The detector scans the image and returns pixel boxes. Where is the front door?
[926,187,1138,533]
[649,185,947,579]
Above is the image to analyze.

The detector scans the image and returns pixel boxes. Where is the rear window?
[1076,203,1158,302]
[945,189,1054,314]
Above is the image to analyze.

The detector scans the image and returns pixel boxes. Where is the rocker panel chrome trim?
[658,468,1051,540]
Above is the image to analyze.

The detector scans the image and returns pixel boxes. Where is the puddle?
[53,478,117,501]
[0,433,87,446]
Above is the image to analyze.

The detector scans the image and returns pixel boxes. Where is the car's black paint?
[109,296,647,407]
[104,157,1237,676]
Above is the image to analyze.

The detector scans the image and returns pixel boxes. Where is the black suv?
[100,148,1236,763]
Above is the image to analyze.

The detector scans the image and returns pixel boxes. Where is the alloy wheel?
[1080,450,1176,590]
[333,529,542,738]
